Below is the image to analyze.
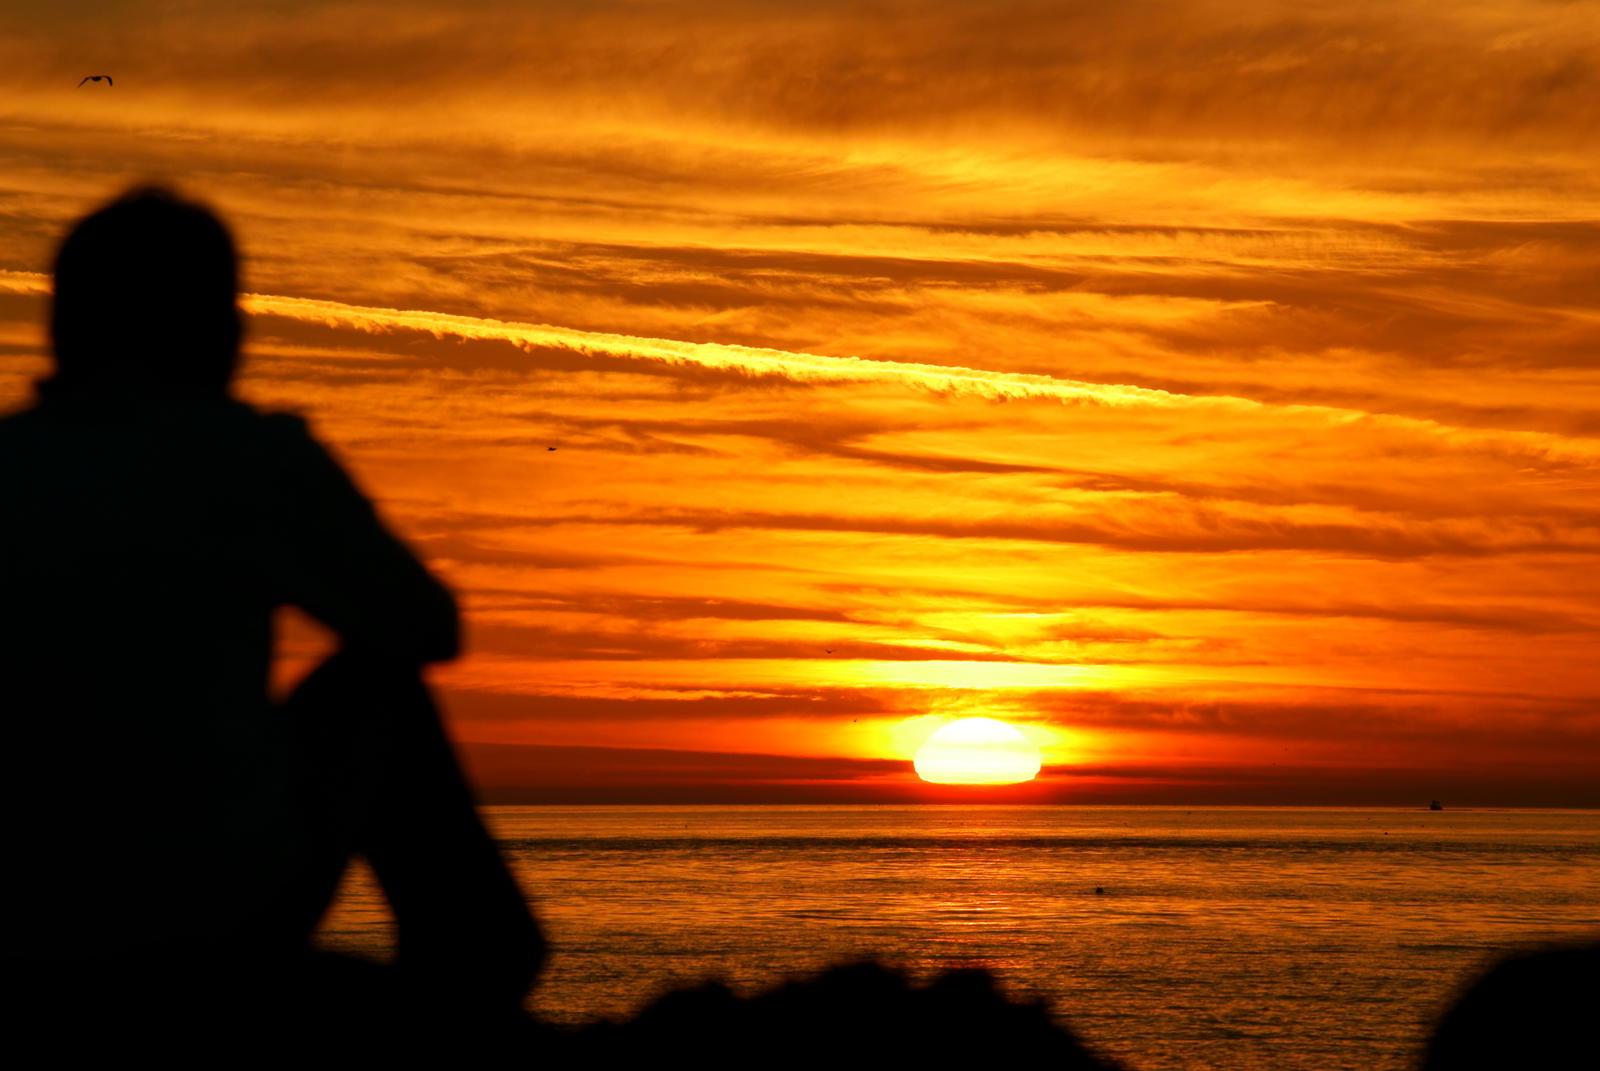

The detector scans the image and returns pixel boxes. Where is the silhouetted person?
[0,187,541,1046]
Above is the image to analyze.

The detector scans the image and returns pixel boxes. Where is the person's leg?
[273,650,545,1011]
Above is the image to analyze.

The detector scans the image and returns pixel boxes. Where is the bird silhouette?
[77,75,113,87]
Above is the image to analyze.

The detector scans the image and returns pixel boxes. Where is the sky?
[2,0,1599,803]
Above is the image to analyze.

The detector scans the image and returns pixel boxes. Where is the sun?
[913,717,1042,785]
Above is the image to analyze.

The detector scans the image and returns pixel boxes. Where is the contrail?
[0,267,1198,405]
[240,290,1201,410]
[0,268,1593,462]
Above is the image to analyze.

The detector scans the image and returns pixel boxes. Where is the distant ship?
[1429,799,1444,811]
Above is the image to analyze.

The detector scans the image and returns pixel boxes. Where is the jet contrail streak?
[1,268,1593,462]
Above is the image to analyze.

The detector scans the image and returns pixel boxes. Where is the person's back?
[0,189,539,1028]
[3,397,300,953]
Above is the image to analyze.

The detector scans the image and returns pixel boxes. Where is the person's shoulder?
[190,401,332,482]
[249,404,316,444]
[239,405,365,495]
[0,394,316,459]
[211,399,318,450]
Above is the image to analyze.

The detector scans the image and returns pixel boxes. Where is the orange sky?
[2,1,1599,803]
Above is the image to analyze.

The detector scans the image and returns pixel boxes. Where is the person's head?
[49,185,241,397]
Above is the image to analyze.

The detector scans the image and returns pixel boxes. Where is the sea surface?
[319,806,1600,1070]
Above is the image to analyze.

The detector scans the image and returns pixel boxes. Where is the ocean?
[318,806,1600,1070]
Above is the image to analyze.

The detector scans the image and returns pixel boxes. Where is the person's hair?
[50,185,241,395]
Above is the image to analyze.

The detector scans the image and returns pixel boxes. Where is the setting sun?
[913,718,1042,785]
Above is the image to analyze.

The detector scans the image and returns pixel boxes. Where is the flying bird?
[78,75,113,87]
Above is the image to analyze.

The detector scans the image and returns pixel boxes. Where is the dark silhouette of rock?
[1420,942,1600,1071]
[552,961,1125,1068]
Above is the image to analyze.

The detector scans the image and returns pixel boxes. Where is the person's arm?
[266,413,459,662]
